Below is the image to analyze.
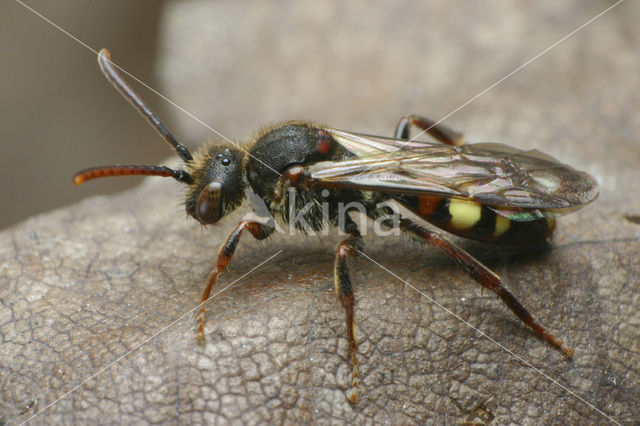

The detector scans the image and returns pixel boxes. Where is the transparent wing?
[304,129,598,217]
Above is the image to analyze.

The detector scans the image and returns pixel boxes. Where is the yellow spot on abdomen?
[449,199,482,230]
[493,214,511,238]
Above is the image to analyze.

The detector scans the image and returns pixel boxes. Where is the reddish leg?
[395,115,465,146]
[334,216,363,403]
[398,217,573,358]
[196,220,273,341]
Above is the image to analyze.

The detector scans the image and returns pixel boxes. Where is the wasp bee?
[74,49,598,403]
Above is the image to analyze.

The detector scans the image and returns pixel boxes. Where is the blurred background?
[2,0,167,230]
[1,1,637,230]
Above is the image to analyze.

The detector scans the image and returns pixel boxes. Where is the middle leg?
[334,214,364,403]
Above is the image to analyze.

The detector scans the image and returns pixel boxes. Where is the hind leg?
[381,215,573,358]
[395,114,465,145]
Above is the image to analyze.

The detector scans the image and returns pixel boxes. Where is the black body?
[73,49,598,404]
[245,123,385,232]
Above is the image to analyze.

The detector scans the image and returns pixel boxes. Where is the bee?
[74,49,598,403]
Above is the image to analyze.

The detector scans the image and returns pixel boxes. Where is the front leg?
[334,215,364,403]
[196,220,273,341]
[272,164,306,204]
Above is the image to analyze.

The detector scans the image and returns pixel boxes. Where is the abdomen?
[398,195,555,244]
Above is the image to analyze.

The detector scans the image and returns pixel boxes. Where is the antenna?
[97,48,193,162]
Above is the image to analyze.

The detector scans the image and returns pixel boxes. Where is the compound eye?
[196,181,223,224]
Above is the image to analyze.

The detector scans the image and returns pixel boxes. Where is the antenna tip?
[73,174,86,186]
[98,48,110,60]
